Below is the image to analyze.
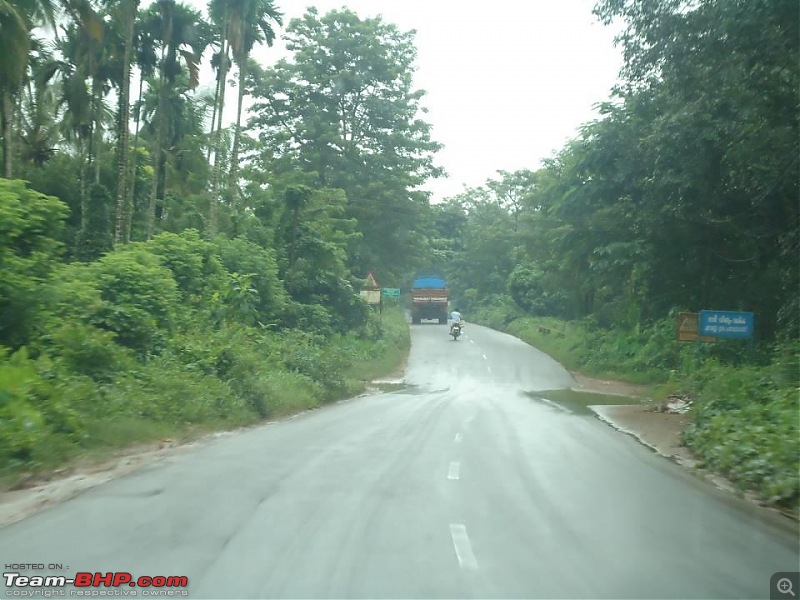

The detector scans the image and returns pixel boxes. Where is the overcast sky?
[199,1,624,202]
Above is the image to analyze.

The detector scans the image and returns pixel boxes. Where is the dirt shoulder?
[0,434,229,529]
[569,372,694,465]
[572,371,798,522]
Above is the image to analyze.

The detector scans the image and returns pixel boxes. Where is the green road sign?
[381,288,401,298]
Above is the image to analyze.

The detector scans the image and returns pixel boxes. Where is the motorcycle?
[450,322,462,341]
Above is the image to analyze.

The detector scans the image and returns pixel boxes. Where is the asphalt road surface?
[1,322,798,599]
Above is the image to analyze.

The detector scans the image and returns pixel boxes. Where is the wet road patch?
[526,389,640,415]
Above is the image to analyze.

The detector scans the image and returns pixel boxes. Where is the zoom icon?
[772,572,799,599]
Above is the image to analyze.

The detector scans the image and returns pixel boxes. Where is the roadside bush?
[214,236,287,325]
[166,324,321,418]
[128,356,249,425]
[43,322,134,382]
[682,367,799,508]
[470,294,523,329]
[91,249,178,353]
[0,348,48,465]
[141,230,227,304]
[281,302,335,336]
[0,180,68,348]
[47,249,178,356]
[0,348,84,470]
[261,330,350,400]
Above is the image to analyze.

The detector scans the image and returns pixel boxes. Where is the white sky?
[194,0,624,202]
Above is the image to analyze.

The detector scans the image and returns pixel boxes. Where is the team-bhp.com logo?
[4,571,189,597]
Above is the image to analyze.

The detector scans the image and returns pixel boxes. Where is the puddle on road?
[370,381,437,395]
[372,381,409,393]
[526,389,640,415]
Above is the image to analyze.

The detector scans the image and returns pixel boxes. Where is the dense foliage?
[439,0,798,341]
[427,0,798,508]
[0,178,411,477]
[0,2,424,481]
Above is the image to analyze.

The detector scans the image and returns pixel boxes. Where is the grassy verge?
[503,316,668,385]
[0,307,411,489]
[341,306,410,391]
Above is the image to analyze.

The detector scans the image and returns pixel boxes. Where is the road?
[1,322,798,599]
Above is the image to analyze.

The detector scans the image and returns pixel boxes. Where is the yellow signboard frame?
[677,312,716,343]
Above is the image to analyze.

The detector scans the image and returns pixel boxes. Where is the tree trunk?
[206,63,220,163]
[115,0,137,245]
[93,90,102,186]
[227,51,247,212]
[1,90,13,178]
[79,137,88,230]
[125,74,145,243]
[148,8,173,240]
[147,85,166,239]
[208,16,229,237]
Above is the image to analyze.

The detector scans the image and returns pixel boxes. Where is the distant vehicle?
[450,321,462,341]
[411,276,448,324]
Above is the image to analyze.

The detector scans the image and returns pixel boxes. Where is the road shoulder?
[573,371,799,523]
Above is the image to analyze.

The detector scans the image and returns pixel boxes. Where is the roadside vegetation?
[426,0,798,511]
[0,5,424,487]
[0,201,411,484]
[472,309,799,511]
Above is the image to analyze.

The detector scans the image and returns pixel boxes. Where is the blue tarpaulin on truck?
[412,277,446,289]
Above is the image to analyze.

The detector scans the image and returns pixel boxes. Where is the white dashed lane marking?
[450,524,479,570]
[447,462,460,480]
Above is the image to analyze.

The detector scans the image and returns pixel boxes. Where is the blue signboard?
[699,310,754,339]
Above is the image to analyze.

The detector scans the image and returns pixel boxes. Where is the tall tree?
[140,0,206,238]
[55,12,109,229]
[0,0,57,177]
[206,0,230,234]
[594,0,799,336]
[112,0,139,244]
[17,40,60,168]
[248,7,442,278]
[225,0,282,210]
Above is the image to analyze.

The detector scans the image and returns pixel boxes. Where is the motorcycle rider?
[449,308,463,336]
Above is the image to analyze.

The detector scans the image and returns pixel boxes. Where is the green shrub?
[47,249,179,356]
[214,237,288,325]
[0,347,85,471]
[0,180,69,348]
[0,348,48,465]
[683,379,799,508]
[263,330,350,400]
[141,230,226,303]
[44,322,134,382]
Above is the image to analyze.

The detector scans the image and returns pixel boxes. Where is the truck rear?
[411,276,448,324]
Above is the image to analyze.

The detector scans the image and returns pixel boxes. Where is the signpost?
[381,288,401,299]
[676,312,716,343]
[359,271,382,310]
[699,310,754,339]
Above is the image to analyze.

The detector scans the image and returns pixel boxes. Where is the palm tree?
[56,15,109,228]
[0,0,57,177]
[226,0,282,209]
[207,0,231,235]
[140,0,206,238]
[124,17,157,242]
[17,40,61,168]
[111,0,139,244]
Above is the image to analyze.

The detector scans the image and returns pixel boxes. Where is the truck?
[411,276,448,324]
